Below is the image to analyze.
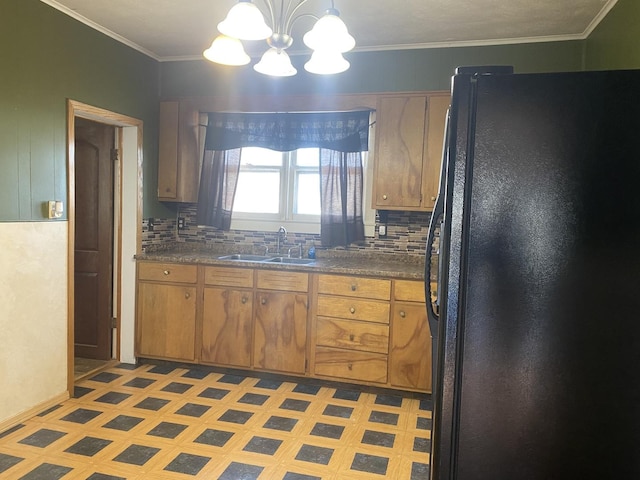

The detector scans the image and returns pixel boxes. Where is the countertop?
[136,244,427,281]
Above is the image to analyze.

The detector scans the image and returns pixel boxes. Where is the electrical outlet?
[177,217,185,230]
[379,224,387,237]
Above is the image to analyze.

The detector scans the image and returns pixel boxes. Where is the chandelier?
[203,0,355,77]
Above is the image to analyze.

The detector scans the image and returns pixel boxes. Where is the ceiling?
[41,0,618,61]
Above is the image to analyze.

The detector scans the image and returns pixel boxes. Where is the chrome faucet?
[287,243,303,258]
[276,226,287,255]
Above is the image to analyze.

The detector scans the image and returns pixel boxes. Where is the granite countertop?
[136,244,427,280]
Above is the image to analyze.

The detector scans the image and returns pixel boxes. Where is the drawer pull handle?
[241,296,247,304]
[349,307,355,314]
[351,284,357,291]
[349,334,355,341]
[163,270,170,275]
[261,298,267,305]
[348,363,353,370]
[399,311,406,318]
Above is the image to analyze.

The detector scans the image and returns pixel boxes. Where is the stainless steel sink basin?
[265,257,316,265]
[217,254,274,262]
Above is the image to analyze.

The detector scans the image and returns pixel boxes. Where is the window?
[233,147,320,218]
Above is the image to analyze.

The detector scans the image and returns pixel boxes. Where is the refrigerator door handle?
[425,108,451,326]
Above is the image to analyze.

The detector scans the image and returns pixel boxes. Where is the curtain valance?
[205,111,371,153]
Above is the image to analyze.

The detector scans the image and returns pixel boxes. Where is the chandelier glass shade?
[203,0,355,77]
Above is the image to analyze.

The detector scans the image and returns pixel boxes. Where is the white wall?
[0,221,68,424]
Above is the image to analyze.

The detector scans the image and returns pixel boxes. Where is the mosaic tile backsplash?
[143,204,432,259]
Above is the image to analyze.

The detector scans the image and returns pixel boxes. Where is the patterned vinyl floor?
[0,363,431,479]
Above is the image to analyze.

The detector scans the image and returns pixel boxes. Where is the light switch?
[48,200,64,219]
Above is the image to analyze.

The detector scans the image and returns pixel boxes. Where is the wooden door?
[137,282,197,361]
[254,291,307,374]
[389,302,432,391]
[202,287,253,367]
[74,118,115,360]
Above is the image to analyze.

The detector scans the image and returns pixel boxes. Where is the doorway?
[67,100,143,393]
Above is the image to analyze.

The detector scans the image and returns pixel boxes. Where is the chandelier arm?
[284,0,312,34]
[259,0,276,32]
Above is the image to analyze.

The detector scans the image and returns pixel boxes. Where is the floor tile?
[218,374,246,384]
[133,397,170,411]
[218,461,263,479]
[263,416,298,432]
[368,410,399,425]
[123,377,156,389]
[61,408,103,424]
[310,422,344,440]
[90,372,122,383]
[280,398,310,412]
[86,473,126,480]
[350,452,389,475]
[295,444,334,465]
[243,436,283,455]
[182,369,210,379]
[375,393,403,407]
[175,402,211,417]
[73,386,95,398]
[0,452,23,473]
[18,428,67,448]
[193,428,235,447]
[254,379,283,390]
[64,436,113,456]
[198,387,230,400]
[293,384,321,395]
[238,392,270,405]
[161,381,194,394]
[283,473,322,480]
[102,415,144,432]
[112,444,160,466]
[147,365,176,375]
[322,404,353,418]
[218,409,253,424]
[146,421,188,439]
[333,389,361,401]
[361,429,396,448]
[20,462,73,480]
[95,391,132,405]
[164,452,210,475]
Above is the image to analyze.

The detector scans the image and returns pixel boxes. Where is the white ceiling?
[41,0,618,61]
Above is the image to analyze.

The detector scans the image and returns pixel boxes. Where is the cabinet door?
[254,291,307,374]
[137,282,196,361]
[389,301,431,391]
[157,101,200,203]
[374,95,427,209]
[202,287,253,367]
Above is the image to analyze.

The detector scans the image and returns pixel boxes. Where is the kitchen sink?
[264,257,316,265]
[217,254,275,262]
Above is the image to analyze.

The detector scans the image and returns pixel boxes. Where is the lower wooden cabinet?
[201,266,254,367]
[389,280,432,391]
[254,291,308,374]
[136,262,197,361]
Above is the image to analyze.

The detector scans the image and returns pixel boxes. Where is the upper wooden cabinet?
[373,92,450,211]
[157,101,200,202]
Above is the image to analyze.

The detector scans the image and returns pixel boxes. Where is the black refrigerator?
[426,67,640,480]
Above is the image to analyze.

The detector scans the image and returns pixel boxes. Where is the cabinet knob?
[163,270,170,275]
[351,284,357,291]
[348,363,353,370]
[349,334,355,341]
[382,194,388,200]
[399,310,406,318]
[431,196,436,201]
[261,298,267,305]
[350,307,356,314]
[185,292,190,299]
[241,296,247,304]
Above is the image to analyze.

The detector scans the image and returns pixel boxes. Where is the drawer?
[204,266,253,288]
[394,280,426,302]
[314,347,387,383]
[257,270,308,292]
[317,295,390,324]
[317,274,391,300]
[316,317,389,354]
[138,262,197,283]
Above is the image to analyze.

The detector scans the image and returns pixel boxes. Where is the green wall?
[160,41,585,99]
[2,0,637,222]
[586,0,640,70]
[0,0,162,221]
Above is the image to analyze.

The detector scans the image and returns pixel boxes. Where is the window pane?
[234,171,280,214]
[296,148,320,167]
[241,147,283,167]
[296,172,320,214]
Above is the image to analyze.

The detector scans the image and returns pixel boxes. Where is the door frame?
[66,100,143,394]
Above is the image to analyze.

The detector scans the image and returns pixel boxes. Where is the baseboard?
[0,392,70,434]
